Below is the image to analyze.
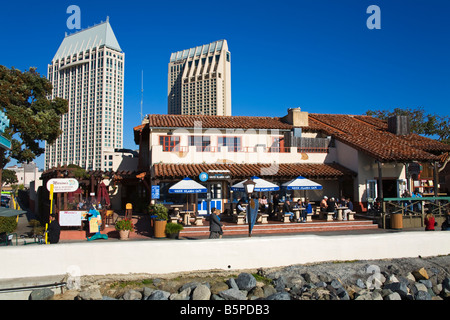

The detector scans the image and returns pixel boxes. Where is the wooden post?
[377,161,385,213]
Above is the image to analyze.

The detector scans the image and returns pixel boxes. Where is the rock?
[102,296,118,300]
[371,290,383,300]
[236,273,257,291]
[354,291,372,300]
[122,289,142,300]
[266,292,291,300]
[385,292,402,300]
[29,288,54,300]
[273,276,286,292]
[77,288,103,300]
[412,268,429,281]
[330,279,343,290]
[248,286,265,299]
[160,280,181,293]
[192,284,211,300]
[210,282,229,295]
[219,288,247,300]
[262,285,277,298]
[419,279,433,288]
[415,291,432,300]
[356,279,366,289]
[147,290,170,300]
[180,281,201,292]
[170,288,191,300]
[226,278,239,291]
[336,287,350,300]
[211,294,225,300]
[412,282,428,294]
[303,271,320,284]
[384,282,408,298]
[142,287,155,299]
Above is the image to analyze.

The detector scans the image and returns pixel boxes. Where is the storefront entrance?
[198,182,223,216]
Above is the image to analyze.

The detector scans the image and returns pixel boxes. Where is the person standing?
[47,214,61,244]
[209,208,224,239]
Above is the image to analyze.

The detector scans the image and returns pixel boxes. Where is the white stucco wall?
[1,232,449,280]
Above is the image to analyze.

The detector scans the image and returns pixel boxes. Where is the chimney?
[387,116,410,135]
[283,108,309,127]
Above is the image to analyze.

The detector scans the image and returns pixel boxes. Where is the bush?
[165,222,184,235]
[148,204,168,221]
[0,216,17,234]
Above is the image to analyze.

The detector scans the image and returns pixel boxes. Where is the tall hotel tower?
[45,19,124,171]
[168,40,231,116]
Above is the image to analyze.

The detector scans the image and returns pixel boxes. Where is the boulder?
[122,289,142,300]
[219,288,247,300]
[29,288,54,300]
[236,273,257,291]
[412,268,429,281]
[266,292,291,300]
[192,284,211,300]
[77,288,102,300]
[170,288,191,300]
[147,290,170,300]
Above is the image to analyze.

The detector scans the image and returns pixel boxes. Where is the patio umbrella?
[231,176,280,192]
[169,177,207,194]
[282,176,323,190]
[97,182,110,207]
[169,177,207,213]
[0,207,27,217]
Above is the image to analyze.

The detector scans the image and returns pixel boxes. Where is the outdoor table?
[336,207,348,221]
[292,207,305,221]
[180,211,194,226]
[170,205,184,216]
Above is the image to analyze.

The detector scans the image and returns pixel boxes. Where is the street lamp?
[243,179,256,198]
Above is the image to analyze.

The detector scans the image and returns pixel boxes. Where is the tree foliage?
[0,65,68,167]
[1,169,18,186]
[366,107,450,144]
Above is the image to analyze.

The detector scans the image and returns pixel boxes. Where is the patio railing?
[379,197,450,229]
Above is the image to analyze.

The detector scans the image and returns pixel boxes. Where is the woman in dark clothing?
[209,208,224,239]
[48,214,61,244]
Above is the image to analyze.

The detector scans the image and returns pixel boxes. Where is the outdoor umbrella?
[231,176,280,192]
[169,177,207,213]
[169,177,207,194]
[282,176,323,190]
[97,182,110,207]
[0,207,27,217]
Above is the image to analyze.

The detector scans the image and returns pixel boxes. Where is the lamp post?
[243,179,256,237]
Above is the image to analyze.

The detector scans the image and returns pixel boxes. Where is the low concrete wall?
[1,232,450,280]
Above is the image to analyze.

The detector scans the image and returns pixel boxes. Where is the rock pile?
[41,256,450,301]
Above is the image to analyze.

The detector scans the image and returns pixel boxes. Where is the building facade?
[168,40,231,116]
[45,19,125,171]
[134,109,450,214]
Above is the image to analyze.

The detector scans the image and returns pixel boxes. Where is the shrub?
[0,216,17,234]
[165,222,184,235]
[148,204,168,221]
[115,219,134,231]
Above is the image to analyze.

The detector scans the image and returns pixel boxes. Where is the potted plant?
[165,222,184,239]
[115,219,134,240]
[149,204,168,238]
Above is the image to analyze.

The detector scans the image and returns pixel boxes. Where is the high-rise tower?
[45,19,124,171]
[168,40,231,116]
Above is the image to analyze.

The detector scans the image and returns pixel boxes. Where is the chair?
[105,210,114,226]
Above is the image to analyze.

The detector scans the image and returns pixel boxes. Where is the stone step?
[180,220,378,238]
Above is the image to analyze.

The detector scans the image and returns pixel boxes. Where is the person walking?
[209,208,224,239]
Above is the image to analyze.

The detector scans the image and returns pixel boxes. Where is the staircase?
[180,219,379,238]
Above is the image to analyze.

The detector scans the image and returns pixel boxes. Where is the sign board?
[151,185,160,200]
[59,211,83,227]
[199,172,209,182]
[46,178,79,193]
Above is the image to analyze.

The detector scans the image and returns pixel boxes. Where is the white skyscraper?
[45,19,124,171]
[168,39,231,116]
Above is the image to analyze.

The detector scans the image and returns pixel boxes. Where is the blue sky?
[1,0,449,169]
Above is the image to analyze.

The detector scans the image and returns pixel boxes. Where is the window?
[160,136,180,152]
[189,136,211,152]
[218,137,241,152]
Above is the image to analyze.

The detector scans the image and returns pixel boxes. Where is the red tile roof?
[134,113,450,163]
[153,163,355,180]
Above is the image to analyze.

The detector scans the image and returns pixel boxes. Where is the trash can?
[390,213,403,229]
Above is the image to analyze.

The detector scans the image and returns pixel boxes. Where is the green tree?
[1,169,18,186]
[0,66,68,190]
[366,107,450,144]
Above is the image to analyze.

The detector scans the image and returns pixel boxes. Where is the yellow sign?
[89,218,100,233]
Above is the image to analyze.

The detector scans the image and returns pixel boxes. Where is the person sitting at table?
[295,199,303,209]
[302,198,313,223]
[283,200,294,222]
[326,197,338,219]
[236,199,246,214]
[320,196,328,214]
[259,195,269,214]
[343,197,353,221]
[272,194,280,218]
